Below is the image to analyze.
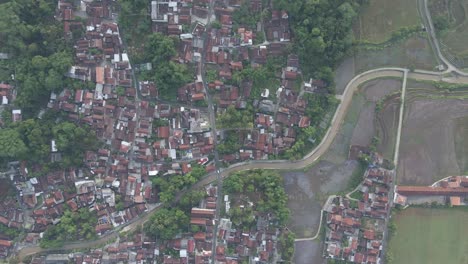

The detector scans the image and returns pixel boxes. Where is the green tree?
[217,105,253,129]
[52,122,98,167]
[116,86,126,96]
[144,208,189,240]
[145,33,178,65]
[0,129,27,159]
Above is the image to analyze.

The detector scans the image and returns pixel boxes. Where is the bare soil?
[350,79,402,148]
[398,87,468,185]
[334,36,436,94]
[293,240,326,264]
[285,78,402,262]
[376,96,400,159]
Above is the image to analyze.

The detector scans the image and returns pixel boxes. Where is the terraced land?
[285,78,402,263]
[397,80,468,185]
[430,0,468,67]
[334,37,437,95]
[354,0,421,43]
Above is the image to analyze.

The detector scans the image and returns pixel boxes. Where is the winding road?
[16,67,468,261]
[16,0,468,261]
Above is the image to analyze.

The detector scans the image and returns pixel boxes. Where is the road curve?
[16,67,463,261]
[419,0,468,76]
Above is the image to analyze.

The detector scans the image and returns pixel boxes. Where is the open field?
[430,0,468,64]
[334,37,436,95]
[0,179,15,201]
[293,240,326,264]
[354,0,420,43]
[388,207,468,264]
[286,78,402,262]
[284,78,400,236]
[397,80,468,185]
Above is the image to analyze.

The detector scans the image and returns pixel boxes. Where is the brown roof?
[0,240,12,247]
[158,126,170,139]
[397,186,468,196]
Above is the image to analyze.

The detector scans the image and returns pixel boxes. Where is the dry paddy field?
[397,80,468,185]
[334,36,437,95]
[354,0,421,43]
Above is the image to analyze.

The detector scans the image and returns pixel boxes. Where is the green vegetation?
[278,231,295,262]
[205,69,218,83]
[358,25,424,49]
[223,170,290,226]
[117,0,152,59]
[0,0,76,116]
[344,160,367,193]
[430,0,468,61]
[151,164,206,203]
[0,115,98,170]
[231,58,283,98]
[352,36,437,72]
[349,190,364,200]
[179,190,207,212]
[144,208,189,241]
[388,207,468,264]
[232,1,261,30]
[0,224,20,239]
[40,208,97,248]
[284,93,339,160]
[218,130,242,155]
[138,33,192,100]
[354,0,420,43]
[217,105,254,129]
[273,0,363,80]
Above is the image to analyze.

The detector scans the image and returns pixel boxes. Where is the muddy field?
[376,96,400,159]
[397,82,468,185]
[284,78,402,262]
[334,36,436,95]
[0,179,15,201]
[293,240,326,264]
[354,0,420,43]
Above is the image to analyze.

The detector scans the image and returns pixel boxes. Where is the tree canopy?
[217,105,254,129]
[40,208,97,248]
[0,0,75,115]
[151,164,207,203]
[138,33,192,99]
[0,115,98,169]
[144,208,189,240]
[273,0,364,79]
[224,170,290,226]
[0,129,27,160]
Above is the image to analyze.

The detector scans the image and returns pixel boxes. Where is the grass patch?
[387,207,468,264]
[354,0,421,43]
[349,190,363,201]
[353,36,437,72]
[343,161,367,194]
[432,0,468,61]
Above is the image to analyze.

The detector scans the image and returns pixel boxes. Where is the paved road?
[14,0,468,261]
[418,0,468,76]
[14,67,465,261]
[17,66,467,261]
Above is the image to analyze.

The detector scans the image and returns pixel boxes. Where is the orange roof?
[0,239,12,247]
[450,196,461,206]
[96,67,104,84]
